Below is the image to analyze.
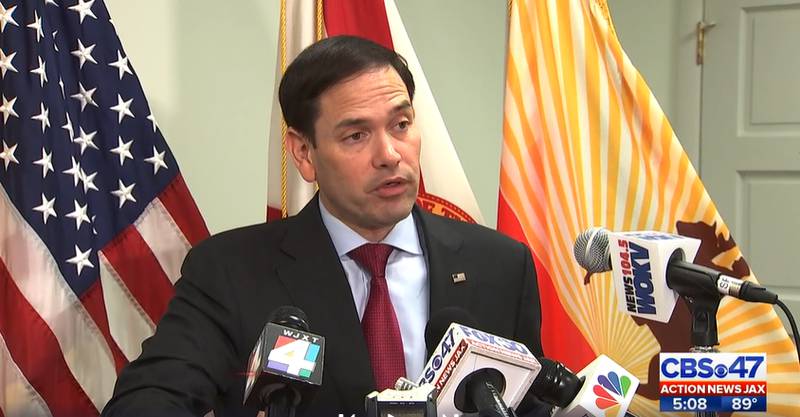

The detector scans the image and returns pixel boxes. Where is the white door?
[701,0,800,331]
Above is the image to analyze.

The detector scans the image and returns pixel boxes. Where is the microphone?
[531,355,639,417]
[574,227,778,323]
[364,379,438,417]
[418,307,542,417]
[243,306,325,416]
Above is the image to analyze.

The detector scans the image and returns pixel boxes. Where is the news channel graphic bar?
[659,352,767,412]
[660,395,766,412]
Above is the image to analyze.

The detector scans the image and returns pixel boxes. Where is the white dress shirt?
[319,200,429,380]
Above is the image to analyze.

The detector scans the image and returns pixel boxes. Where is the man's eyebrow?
[333,101,413,131]
[391,101,413,114]
[333,117,368,131]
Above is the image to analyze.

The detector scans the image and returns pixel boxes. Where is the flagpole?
[315,0,325,41]
[592,0,618,38]
[279,0,289,218]
[314,0,324,193]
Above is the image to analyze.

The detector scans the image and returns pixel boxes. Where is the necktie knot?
[348,243,394,279]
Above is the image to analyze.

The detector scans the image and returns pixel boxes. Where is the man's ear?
[286,127,316,183]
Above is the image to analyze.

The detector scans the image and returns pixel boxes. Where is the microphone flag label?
[417,323,541,416]
[607,231,701,323]
[594,371,632,415]
[242,323,325,408]
[267,335,321,378]
[659,352,767,412]
[558,355,639,417]
[257,323,325,385]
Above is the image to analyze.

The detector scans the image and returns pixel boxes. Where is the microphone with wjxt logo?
[243,306,325,416]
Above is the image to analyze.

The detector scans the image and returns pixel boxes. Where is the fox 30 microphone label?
[659,353,767,412]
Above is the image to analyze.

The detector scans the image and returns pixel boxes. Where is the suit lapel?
[275,198,374,411]
[414,207,470,317]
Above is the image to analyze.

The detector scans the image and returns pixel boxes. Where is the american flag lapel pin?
[451,272,467,283]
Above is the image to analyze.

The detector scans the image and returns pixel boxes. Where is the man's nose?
[372,132,402,167]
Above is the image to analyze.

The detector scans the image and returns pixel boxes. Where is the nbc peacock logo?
[593,371,632,416]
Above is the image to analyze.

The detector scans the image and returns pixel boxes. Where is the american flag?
[0,1,209,416]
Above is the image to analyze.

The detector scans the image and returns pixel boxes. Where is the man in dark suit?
[103,35,546,417]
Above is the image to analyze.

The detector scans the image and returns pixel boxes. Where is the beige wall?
[107,0,280,233]
[108,0,683,233]
[397,0,508,228]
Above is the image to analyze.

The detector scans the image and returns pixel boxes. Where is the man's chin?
[370,202,414,225]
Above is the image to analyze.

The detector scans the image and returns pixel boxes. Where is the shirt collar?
[319,198,423,257]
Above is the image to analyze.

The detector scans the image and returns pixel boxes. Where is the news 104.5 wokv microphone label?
[607,231,700,323]
[659,353,767,412]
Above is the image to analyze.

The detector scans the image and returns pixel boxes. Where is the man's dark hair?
[278,35,415,145]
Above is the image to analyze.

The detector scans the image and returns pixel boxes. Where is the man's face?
[289,66,421,240]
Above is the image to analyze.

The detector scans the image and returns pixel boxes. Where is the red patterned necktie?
[348,243,406,390]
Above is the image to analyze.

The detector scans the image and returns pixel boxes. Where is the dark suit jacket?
[103,197,545,417]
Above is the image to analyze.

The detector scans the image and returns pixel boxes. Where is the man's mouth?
[374,177,410,197]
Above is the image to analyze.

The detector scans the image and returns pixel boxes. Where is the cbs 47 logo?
[660,353,766,380]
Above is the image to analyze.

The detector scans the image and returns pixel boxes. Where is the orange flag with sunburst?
[498,0,800,415]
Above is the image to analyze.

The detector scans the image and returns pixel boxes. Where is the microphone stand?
[686,304,719,417]
[262,386,299,417]
[469,379,514,417]
[668,254,721,417]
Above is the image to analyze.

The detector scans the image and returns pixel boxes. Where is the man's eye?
[346,132,365,142]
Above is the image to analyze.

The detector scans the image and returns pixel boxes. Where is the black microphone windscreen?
[425,307,478,355]
[268,305,310,331]
[530,357,582,408]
